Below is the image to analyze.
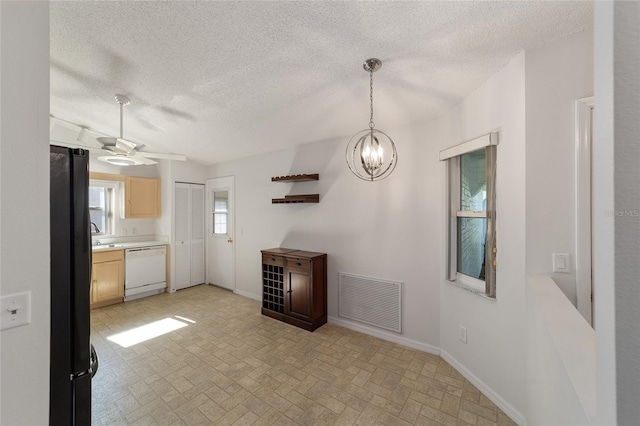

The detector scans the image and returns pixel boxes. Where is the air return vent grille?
[338,273,402,333]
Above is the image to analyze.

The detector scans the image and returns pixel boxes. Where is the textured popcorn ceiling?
[50,1,592,165]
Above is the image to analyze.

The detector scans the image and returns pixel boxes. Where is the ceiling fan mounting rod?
[114,94,130,139]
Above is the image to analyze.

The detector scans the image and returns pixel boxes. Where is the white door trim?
[575,96,595,325]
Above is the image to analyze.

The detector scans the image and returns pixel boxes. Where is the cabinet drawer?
[262,254,284,267]
[93,250,124,263]
[286,258,311,271]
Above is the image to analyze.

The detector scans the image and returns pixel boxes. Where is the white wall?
[526,275,595,425]
[0,2,50,424]
[594,2,640,424]
[522,29,599,426]
[437,53,527,423]
[525,29,594,305]
[592,3,616,422]
[611,3,640,422]
[208,119,442,352]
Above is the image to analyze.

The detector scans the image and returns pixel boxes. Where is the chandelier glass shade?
[346,58,397,181]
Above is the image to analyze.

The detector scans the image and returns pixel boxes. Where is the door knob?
[227,238,233,243]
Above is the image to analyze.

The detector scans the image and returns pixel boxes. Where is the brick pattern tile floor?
[90,285,517,426]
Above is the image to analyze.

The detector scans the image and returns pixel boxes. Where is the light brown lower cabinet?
[91,250,124,308]
[260,248,327,331]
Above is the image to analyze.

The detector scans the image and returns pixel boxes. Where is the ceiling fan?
[88,94,186,166]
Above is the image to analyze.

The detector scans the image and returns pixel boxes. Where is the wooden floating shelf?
[272,194,319,204]
[271,174,319,182]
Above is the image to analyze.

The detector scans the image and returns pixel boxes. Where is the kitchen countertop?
[92,240,167,252]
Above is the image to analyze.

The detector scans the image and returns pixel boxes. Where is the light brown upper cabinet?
[124,176,161,218]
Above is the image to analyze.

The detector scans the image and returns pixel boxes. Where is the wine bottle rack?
[262,263,284,313]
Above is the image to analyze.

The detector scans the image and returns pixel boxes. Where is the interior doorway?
[575,96,595,326]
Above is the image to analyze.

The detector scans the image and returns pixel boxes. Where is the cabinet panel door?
[93,261,123,303]
[125,177,160,218]
[286,270,311,321]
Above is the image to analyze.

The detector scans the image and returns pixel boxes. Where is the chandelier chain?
[369,69,375,129]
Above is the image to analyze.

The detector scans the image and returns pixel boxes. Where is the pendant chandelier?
[346,58,398,181]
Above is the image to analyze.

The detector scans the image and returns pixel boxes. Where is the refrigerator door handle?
[71,344,99,380]
[70,370,92,381]
[90,343,99,378]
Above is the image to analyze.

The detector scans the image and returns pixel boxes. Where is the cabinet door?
[285,270,312,321]
[92,260,123,304]
[125,176,160,218]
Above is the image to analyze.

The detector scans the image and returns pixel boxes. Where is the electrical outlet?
[132,227,137,235]
[459,325,468,344]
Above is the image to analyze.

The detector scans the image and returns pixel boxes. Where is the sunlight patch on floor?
[107,317,189,348]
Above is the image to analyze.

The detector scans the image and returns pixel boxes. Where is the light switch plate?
[0,292,32,331]
[459,325,468,344]
[552,253,571,273]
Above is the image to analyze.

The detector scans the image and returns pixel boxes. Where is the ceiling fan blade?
[50,139,100,152]
[115,138,137,155]
[77,127,104,144]
[97,137,137,156]
[137,151,187,161]
[135,156,158,165]
[96,136,117,147]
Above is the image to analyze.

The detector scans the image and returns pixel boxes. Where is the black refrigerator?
[50,145,98,425]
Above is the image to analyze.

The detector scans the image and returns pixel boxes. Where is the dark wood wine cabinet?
[260,248,327,331]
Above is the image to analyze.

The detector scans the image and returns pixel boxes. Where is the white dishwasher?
[125,245,166,301]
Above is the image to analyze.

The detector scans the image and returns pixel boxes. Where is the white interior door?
[190,185,205,285]
[206,176,234,290]
[174,182,205,290]
[175,183,191,290]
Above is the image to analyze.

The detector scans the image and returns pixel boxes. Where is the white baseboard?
[440,350,526,426]
[328,315,440,355]
[233,288,261,302]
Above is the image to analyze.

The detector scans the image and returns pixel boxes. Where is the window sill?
[445,279,496,301]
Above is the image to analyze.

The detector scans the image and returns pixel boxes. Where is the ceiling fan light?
[97,155,144,166]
